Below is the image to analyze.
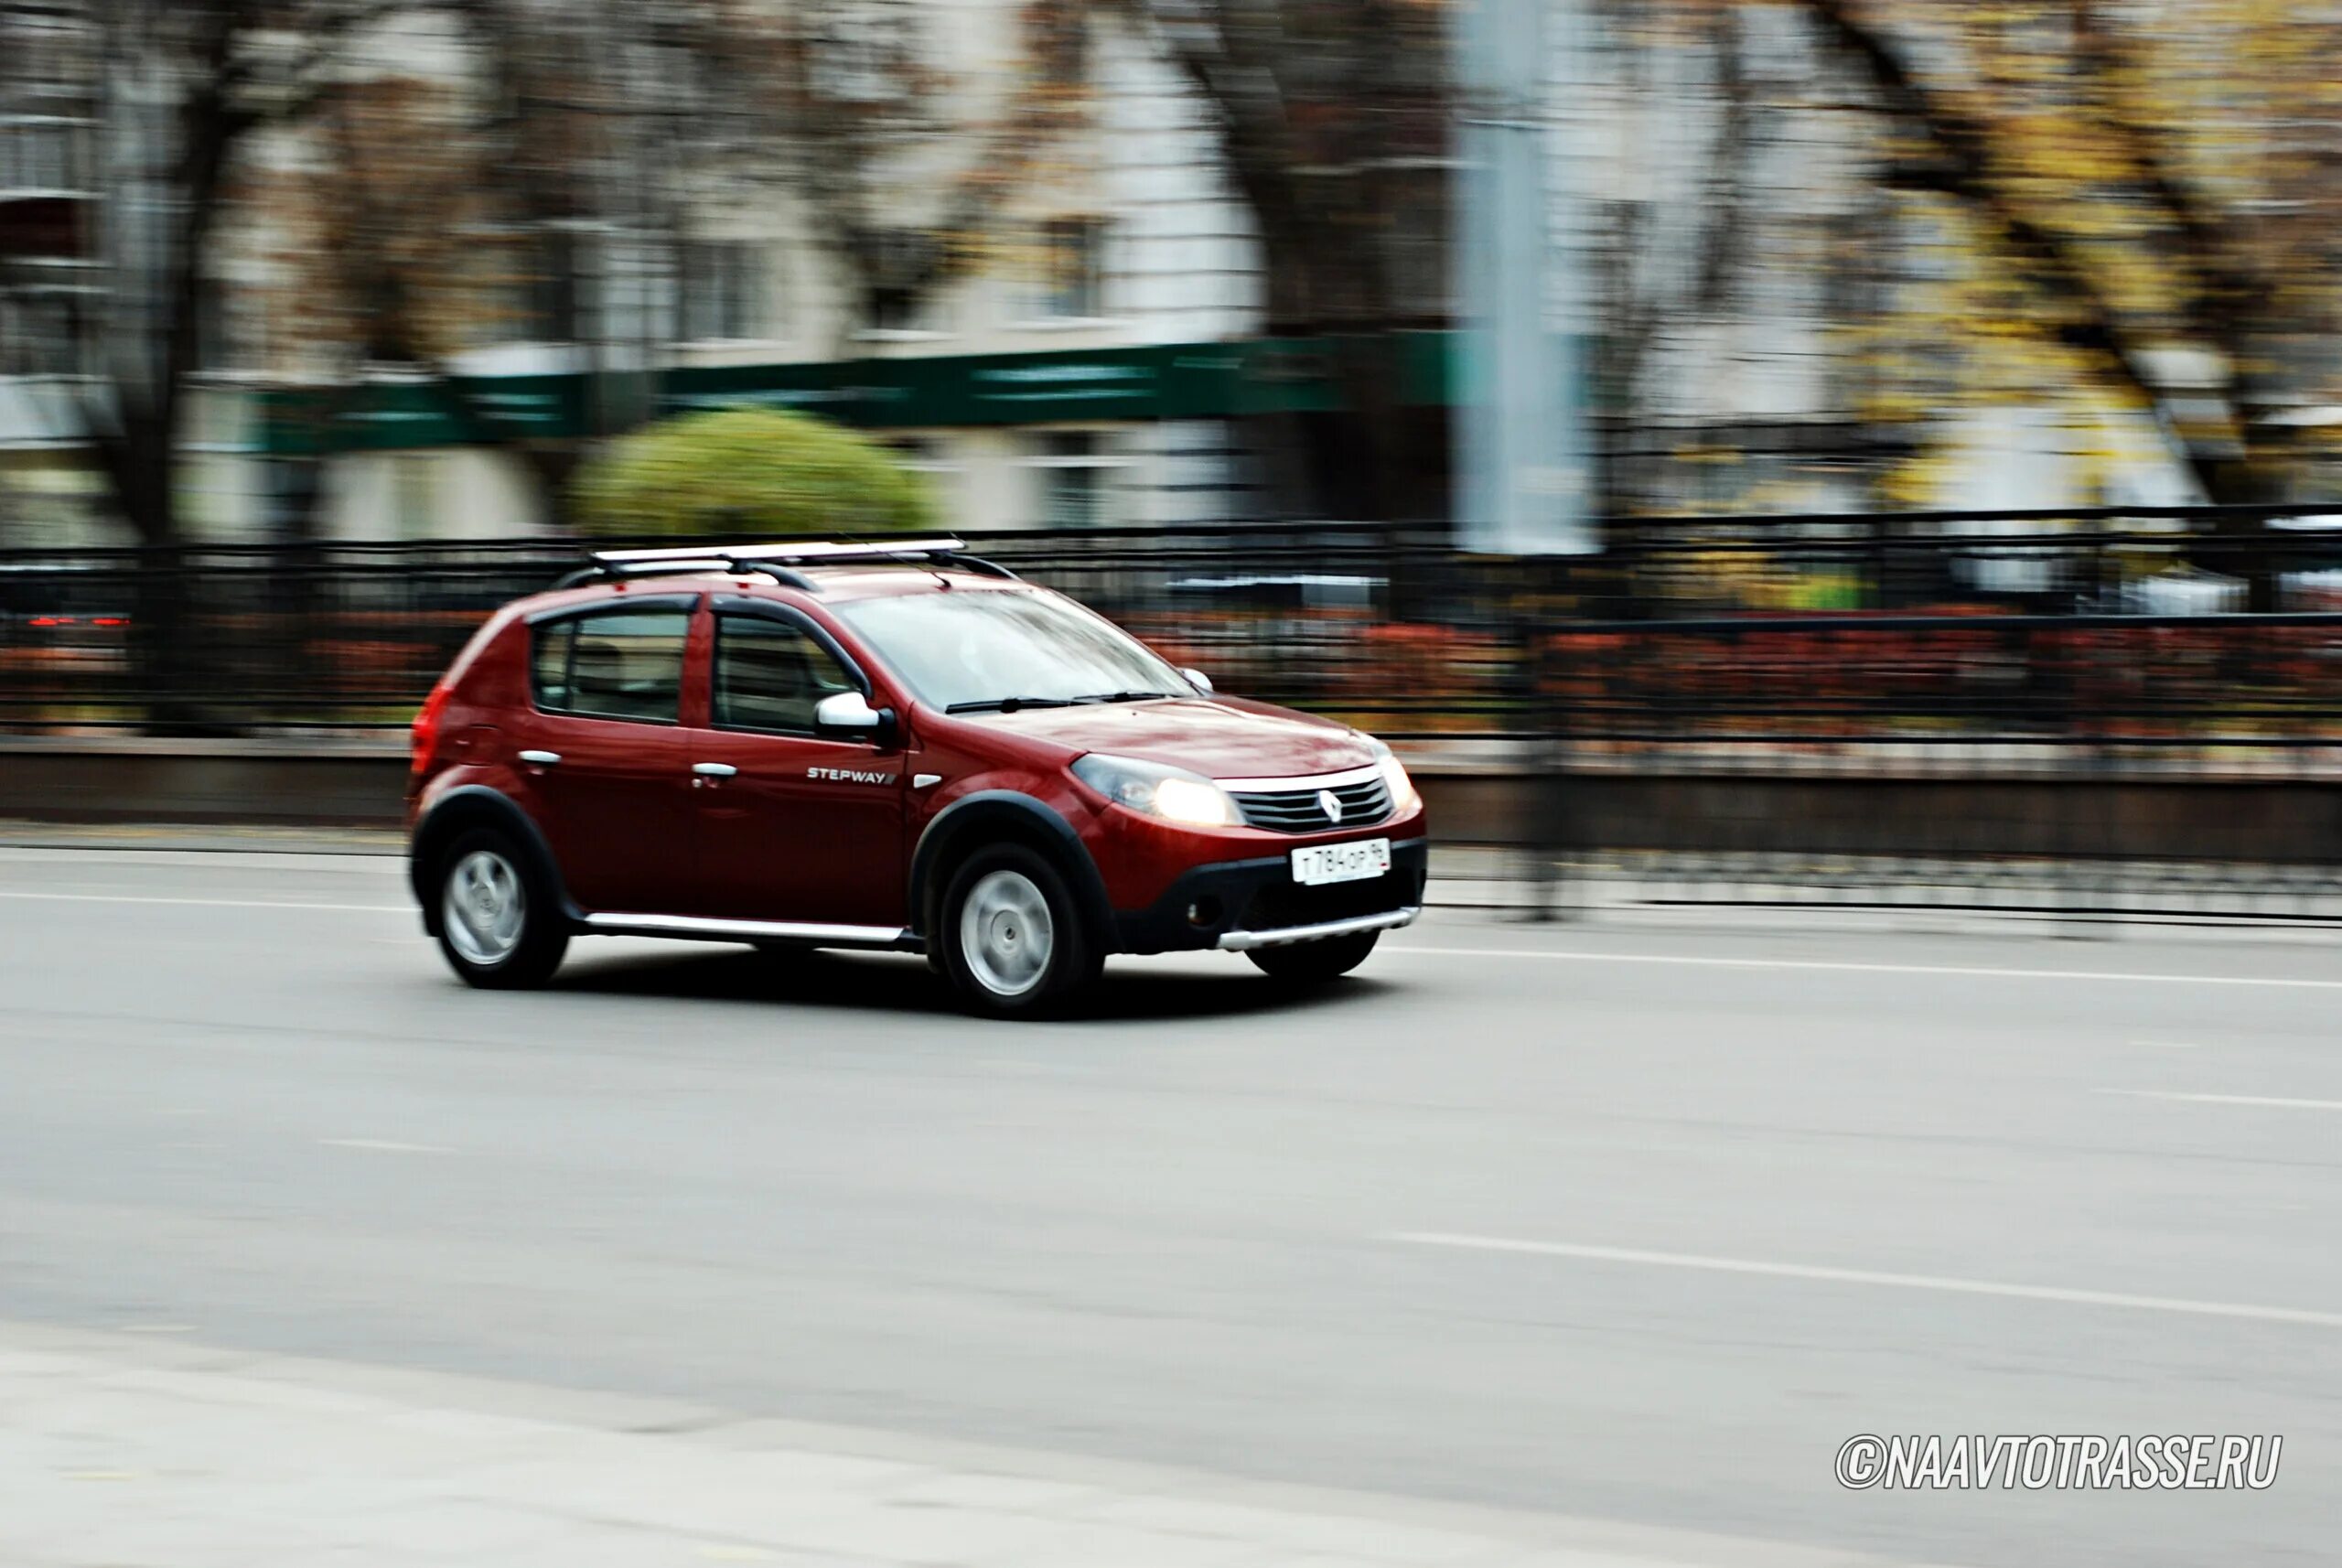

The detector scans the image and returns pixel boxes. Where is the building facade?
[242,3,1285,542]
[3,1,2231,550]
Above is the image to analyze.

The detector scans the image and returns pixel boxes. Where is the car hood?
[955,697,1374,780]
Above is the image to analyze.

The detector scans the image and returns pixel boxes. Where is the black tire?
[1245,930,1380,984]
[936,843,1100,1018]
[432,827,568,990]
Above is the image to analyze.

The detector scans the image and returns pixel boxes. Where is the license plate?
[1291,838,1392,886]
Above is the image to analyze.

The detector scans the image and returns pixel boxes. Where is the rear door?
[516,599,698,916]
[686,603,907,928]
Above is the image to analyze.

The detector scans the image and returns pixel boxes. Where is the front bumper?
[1216,906,1422,951]
[1111,837,1430,955]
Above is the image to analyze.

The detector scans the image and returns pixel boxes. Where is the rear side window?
[531,621,575,709]
[532,608,691,724]
[713,614,856,736]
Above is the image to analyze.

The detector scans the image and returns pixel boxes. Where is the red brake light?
[28,616,70,628]
[412,684,451,773]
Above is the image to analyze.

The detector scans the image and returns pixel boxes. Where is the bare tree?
[762,0,1092,354]
[1799,0,2341,527]
[256,0,788,527]
[56,0,464,547]
[1108,0,1455,521]
[1585,0,1756,518]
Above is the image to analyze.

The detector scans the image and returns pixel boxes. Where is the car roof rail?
[549,557,818,592]
[553,537,1017,594]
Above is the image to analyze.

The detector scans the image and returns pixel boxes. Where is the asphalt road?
[5,847,2339,1566]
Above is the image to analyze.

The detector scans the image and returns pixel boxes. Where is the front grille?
[1229,775,1392,833]
[1240,869,1421,932]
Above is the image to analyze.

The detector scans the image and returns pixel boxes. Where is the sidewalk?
[4,1321,1919,1568]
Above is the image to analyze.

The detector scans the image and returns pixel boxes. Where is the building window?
[1029,5,1090,90]
[1038,217,1105,321]
[681,241,767,342]
[526,231,583,344]
[866,284,941,335]
[811,3,918,103]
[0,118,81,192]
[392,454,438,541]
[190,276,242,373]
[0,294,74,376]
[468,228,543,346]
[1029,431,1124,529]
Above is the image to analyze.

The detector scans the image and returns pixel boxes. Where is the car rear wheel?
[939,844,1098,1017]
[435,828,567,990]
[1245,930,1380,985]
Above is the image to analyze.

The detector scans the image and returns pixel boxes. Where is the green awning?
[257,335,1456,456]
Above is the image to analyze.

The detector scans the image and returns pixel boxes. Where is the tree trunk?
[2192,443,2294,613]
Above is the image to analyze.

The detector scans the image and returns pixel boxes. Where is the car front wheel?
[434,828,568,990]
[1245,929,1380,985]
[938,844,1098,1017]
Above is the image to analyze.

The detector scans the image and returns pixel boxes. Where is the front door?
[687,607,907,928]
[516,600,698,916]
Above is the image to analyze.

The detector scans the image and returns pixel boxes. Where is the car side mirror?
[1179,668,1215,696]
[814,691,895,747]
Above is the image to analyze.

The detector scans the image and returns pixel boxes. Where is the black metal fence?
[8,505,2342,739]
[8,509,2342,912]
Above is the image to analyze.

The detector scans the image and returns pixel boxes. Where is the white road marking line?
[2130,1039,2203,1049]
[2101,1090,2342,1112]
[1386,1232,2342,1330]
[1384,945,2342,991]
[0,892,404,913]
[317,1138,451,1155]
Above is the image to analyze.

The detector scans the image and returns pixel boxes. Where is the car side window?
[532,608,690,724]
[531,620,575,710]
[713,614,856,736]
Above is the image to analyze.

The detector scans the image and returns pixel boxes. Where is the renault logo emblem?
[1317,789,1344,823]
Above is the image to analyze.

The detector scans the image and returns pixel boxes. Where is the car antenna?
[880,548,952,589]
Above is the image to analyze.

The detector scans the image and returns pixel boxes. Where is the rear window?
[532,608,691,724]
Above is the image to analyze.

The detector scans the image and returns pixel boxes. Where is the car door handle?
[518,750,562,767]
[693,762,738,779]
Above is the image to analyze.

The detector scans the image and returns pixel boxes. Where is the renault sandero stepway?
[406,539,1428,1015]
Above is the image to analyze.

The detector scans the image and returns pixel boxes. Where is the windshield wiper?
[1072,691,1174,704]
[946,696,1080,714]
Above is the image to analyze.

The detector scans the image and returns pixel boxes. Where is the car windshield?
[833,588,1191,713]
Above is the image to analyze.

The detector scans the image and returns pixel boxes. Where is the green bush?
[571,407,938,538]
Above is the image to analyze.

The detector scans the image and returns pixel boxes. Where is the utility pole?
[1454,0,1592,918]
[1453,0,1591,557]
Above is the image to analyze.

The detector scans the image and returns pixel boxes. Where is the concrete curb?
[5,738,2339,861]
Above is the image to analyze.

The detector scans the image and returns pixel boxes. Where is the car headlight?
[1363,736,1421,812]
[1071,754,1240,828]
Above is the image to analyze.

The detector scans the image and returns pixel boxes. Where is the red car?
[406,539,1427,1015]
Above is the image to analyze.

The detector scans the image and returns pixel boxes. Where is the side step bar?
[582,913,924,953]
[585,907,1419,957]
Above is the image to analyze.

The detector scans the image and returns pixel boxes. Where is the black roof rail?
[555,538,1003,595]
[548,558,822,593]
